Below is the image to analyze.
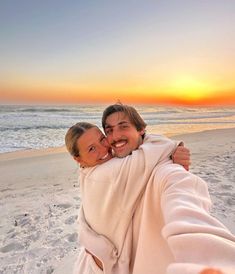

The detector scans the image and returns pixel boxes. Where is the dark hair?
[65,122,97,157]
[102,103,147,133]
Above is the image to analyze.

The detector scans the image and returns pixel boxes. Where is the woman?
[65,122,235,274]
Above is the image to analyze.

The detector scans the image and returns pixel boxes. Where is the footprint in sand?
[209,178,221,184]
[0,242,24,253]
[46,266,54,274]
[0,188,13,193]
[66,232,78,242]
[54,203,72,210]
[64,215,78,225]
[226,197,235,206]
[14,213,31,227]
[221,184,233,190]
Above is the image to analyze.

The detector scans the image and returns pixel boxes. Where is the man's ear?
[139,128,145,136]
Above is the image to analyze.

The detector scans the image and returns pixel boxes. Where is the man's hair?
[65,122,97,157]
[102,103,147,133]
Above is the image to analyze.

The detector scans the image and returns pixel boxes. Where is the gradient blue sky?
[1,0,235,105]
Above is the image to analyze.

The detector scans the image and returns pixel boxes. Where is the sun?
[167,76,213,104]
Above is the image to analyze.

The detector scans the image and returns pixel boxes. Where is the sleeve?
[144,134,183,161]
[158,164,235,274]
[111,135,179,214]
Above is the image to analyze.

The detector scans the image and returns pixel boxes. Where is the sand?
[0,148,80,274]
[0,128,235,274]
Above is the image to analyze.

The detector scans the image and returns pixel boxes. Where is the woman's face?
[75,127,113,167]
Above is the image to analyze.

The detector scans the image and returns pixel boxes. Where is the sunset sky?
[1,0,235,105]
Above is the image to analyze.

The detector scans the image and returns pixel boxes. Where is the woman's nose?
[98,142,108,152]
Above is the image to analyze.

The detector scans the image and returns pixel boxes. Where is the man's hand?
[172,145,191,171]
[200,268,223,274]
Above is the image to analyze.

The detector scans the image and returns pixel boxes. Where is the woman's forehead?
[78,127,103,148]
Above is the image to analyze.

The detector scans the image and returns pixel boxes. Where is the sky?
[0,0,235,106]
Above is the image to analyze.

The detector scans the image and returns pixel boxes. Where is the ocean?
[0,104,235,154]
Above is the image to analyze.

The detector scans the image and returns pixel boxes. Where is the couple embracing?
[65,103,235,274]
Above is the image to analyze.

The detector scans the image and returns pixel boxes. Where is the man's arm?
[158,164,235,273]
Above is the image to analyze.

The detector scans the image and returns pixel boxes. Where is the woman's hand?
[200,268,223,274]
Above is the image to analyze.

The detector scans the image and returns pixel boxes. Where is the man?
[99,104,235,274]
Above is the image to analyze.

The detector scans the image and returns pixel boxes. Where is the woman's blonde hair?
[65,122,97,157]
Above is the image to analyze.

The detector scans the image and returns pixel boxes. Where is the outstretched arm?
[158,164,235,274]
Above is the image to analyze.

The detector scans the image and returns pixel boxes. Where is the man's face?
[104,112,145,158]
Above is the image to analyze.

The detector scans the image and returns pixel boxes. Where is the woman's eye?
[89,146,96,152]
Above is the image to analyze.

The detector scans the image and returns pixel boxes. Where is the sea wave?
[0,104,235,153]
[0,125,70,131]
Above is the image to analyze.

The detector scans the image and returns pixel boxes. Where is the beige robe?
[74,134,235,274]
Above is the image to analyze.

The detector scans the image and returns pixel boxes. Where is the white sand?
[0,148,80,274]
[0,128,235,274]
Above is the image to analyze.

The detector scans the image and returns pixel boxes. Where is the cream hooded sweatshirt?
[74,134,235,274]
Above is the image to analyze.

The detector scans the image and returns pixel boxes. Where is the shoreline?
[1,126,235,161]
[0,146,67,161]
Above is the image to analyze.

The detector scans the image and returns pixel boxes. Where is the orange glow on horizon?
[1,73,235,106]
[1,86,235,106]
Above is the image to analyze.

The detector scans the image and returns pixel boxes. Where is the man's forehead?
[105,112,130,127]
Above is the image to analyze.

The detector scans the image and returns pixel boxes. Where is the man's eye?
[121,125,128,129]
[105,129,112,135]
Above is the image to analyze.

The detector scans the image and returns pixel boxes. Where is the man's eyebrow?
[105,121,129,129]
[119,121,129,125]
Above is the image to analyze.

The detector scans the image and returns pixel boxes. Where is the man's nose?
[112,128,122,141]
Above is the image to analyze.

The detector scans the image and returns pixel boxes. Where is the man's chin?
[116,154,126,158]
[113,149,132,158]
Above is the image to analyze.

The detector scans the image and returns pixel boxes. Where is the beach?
[0,127,235,273]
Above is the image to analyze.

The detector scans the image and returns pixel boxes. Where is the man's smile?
[112,140,128,148]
